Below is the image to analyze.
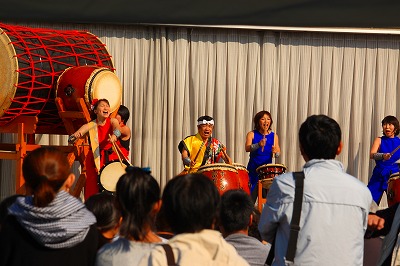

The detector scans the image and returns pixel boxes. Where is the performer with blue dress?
[245,111,280,202]
[368,115,400,204]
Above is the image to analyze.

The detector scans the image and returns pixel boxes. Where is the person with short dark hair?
[85,193,121,249]
[178,115,232,173]
[258,115,372,265]
[96,166,163,266]
[141,174,249,265]
[367,115,400,204]
[219,189,271,266]
[0,147,98,266]
[116,104,131,153]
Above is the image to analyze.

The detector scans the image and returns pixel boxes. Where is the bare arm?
[272,134,281,154]
[370,137,381,159]
[245,131,255,152]
[370,137,392,161]
[222,150,233,164]
[109,118,121,143]
[119,124,131,141]
[71,123,91,139]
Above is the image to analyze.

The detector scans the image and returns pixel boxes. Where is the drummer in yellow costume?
[178,115,232,173]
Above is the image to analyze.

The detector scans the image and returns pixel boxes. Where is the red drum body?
[256,164,287,189]
[387,173,400,207]
[0,23,114,133]
[56,66,122,113]
[197,163,240,195]
[233,163,251,195]
[99,160,128,193]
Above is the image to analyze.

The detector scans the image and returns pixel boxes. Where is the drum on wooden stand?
[197,163,240,195]
[233,163,251,195]
[256,163,287,190]
[56,66,122,113]
[387,172,400,207]
[0,23,115,134]
[99,160,129,193]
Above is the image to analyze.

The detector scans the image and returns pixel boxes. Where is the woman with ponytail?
[0,147,98,266]
[96,166,163,266]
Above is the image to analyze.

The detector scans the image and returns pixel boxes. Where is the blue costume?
[368,135,400,203]
[247,130,274,192]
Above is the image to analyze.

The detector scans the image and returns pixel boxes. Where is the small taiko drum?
[99,160,128,193]
[0,23,114,133]
[256,163,287,189]
[56,66,122,113]
[197,163,240,195]
[233,163,251,195]
[387,172,400,207]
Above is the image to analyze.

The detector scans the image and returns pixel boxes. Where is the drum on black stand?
[98,160,129,194]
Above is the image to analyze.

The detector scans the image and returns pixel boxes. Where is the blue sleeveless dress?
[247,130,274,192]
[368,135,400,203]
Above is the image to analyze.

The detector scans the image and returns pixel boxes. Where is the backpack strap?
[161,244,176,266]
[286,171,305,263]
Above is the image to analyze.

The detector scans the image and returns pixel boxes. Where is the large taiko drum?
[387,172,400,207]
[99,160,129,193]
[233,163,251,195]
[56,66,122,113]
[197,163,240,195]
[0,23,114,133]
[256,163,287,189]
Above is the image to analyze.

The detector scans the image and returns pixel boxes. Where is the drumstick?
[188,139,208,172]
[261,134,266,152]
[390,145,400,156]
[108,134,124,167]
[273,129,276,154]
[110,135,133,166]
[111,138,133,166]
[221,144,230,164]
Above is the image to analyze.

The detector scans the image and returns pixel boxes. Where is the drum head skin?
[86,68,122,113]
[0,29,18,119]
[100,161,127,192]
[198,163,238,173]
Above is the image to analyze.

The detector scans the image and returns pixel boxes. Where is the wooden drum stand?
[0,97,92,197]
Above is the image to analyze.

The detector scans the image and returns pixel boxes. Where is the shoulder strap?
[161,244,176,266]
[286,171,305,263]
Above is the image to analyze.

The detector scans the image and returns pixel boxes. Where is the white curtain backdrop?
[1,22,400,200]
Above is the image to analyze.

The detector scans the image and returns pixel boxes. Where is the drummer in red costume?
[178,115,233,173]
[70,98,128,199]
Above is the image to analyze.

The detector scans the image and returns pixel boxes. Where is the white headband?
[197,119,214,126]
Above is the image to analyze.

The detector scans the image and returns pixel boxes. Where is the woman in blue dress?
[368,115,400,204]
[245,111,280,202]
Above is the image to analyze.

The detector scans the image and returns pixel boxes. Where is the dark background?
[0,0,398,28]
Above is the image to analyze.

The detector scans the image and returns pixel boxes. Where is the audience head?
[116,166,160,241]
[382,115,400,136]
[22,147,74,207]
[299,114,342,161]
[219,189,253,236]
[85,193,121,239]
[253,111,273,131]
[161,173,220,234]
[117,104,130,124]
